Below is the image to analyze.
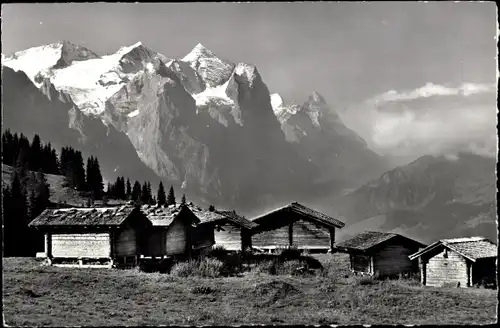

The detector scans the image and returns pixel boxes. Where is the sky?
[1,2,497,161]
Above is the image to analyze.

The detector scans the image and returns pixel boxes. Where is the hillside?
[332,153,497,243]
[2,164,125,207]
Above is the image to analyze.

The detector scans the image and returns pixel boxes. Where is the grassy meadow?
[3,254,497,326]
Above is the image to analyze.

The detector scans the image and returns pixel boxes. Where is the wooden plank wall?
[51,233,111,258]
[373,244,417,276]
[145,230,165,257]
[114,226,137,257]
[213,223,242,251]
[426,249,468,287]
[292,220,330,248]
[192,224,215,250]
[252,225,290,248]
[166,219,188,255]
[351,254,371,273]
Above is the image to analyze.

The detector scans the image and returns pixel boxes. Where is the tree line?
[1,130,188,256]
[106,178,186,207]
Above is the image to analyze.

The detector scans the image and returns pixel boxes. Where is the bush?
[276,246,302,259]
[170,258,223,278]
[198,258,224,278]
[170,261,199,278]
[191,286,216,295]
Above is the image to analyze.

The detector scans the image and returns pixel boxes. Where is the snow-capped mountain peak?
[182,43,216,63]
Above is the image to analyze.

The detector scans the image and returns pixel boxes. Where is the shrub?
[207,245,228,260]
[198,258,224,278]
[191,286,216,295]
[255,260,278,275]
[170,261,199,278]
[277,246,302,259]
[170,258,224,278]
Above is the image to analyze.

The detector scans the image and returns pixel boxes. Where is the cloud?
[341,82,497,162]
[369,82,496,104]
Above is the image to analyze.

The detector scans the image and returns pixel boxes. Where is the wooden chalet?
[140,204,203,259]
[336,231,426,277]
[408,237,497,288]
[28,205,152,267]
[250,202,345,253]
[189,205,258,251]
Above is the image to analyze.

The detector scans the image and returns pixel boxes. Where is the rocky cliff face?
[2,41,388,210]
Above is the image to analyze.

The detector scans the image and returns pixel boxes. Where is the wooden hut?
[28,205,152,267]
[141,204,203,259]
[408,237,497,288]
[189,205,258,251]
[250,202,345,253]
[336,231,426,277]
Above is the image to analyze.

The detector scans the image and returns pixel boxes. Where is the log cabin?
[250,202,345,253]
[28,205,152,267]
[408,237,497,288]
[336,231,426,277]
[189,205,258,251]
[141,204,204,259]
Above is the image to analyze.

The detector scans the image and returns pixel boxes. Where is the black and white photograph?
[1,2,498,326]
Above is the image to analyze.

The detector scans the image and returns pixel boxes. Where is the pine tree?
[126,178,132,200]
[92,157,104,199]
[208,205,215,212]
[147,182,152,204]
[181,193,186,204]
[9,171,28,256]
[29,134,42,171]
[166,185,176,206]
[157,182,166,206]
[141,182,150,204]
[28,189,37,219]
[131,181,142,202]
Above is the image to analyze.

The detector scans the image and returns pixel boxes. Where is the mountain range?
[2,40,496,242]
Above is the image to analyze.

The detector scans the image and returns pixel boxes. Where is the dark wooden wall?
[373,244,419,277]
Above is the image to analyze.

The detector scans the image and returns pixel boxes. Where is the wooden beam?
[329,228,335,252]
[288,223,293,247]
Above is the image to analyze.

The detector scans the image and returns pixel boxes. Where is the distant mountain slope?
[335,153,497,243]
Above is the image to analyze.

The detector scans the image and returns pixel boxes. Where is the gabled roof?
[141,203,200,227]
[28,205,138,227]
[187,204,257,229]
[251,202,345,229]
[336,231,426,253]
[409,237,497,262]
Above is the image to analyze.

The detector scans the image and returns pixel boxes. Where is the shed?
[250,202,345,253]
[28,205,152,267]
[336,231,426,277]
[408,237,497,288]
[141,204,201,258]
[189,205,258,251]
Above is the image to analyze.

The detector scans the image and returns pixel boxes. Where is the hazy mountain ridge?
[335,153,497,243]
